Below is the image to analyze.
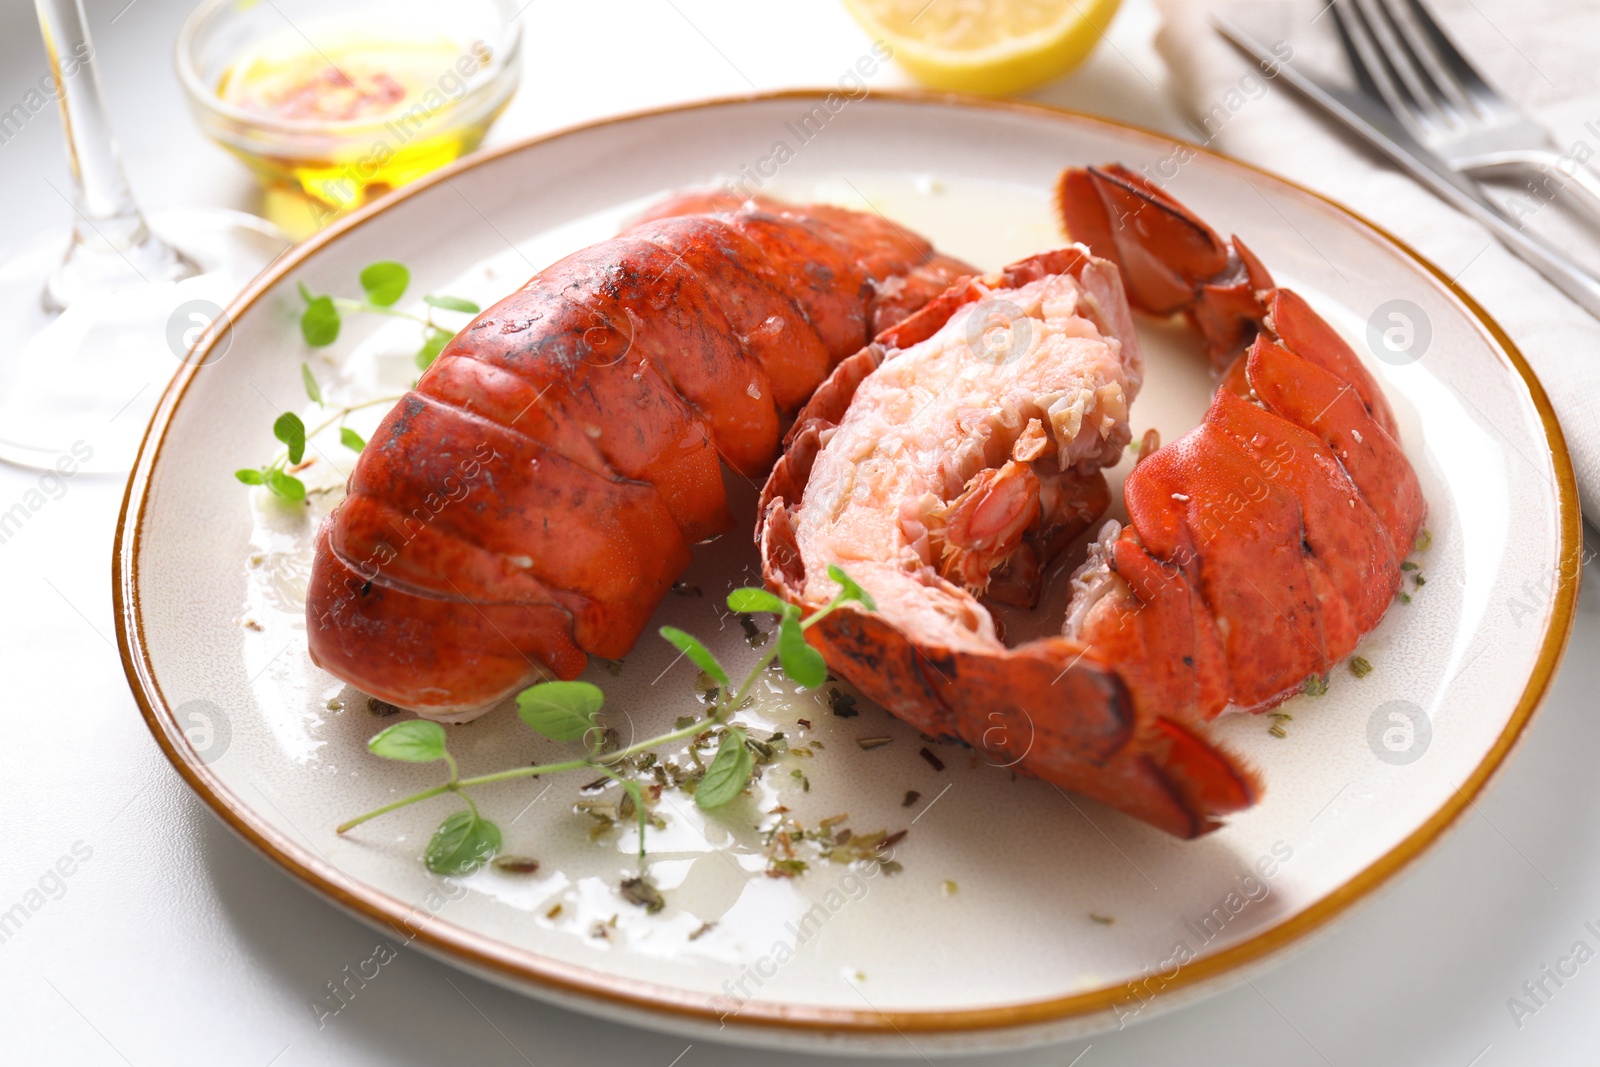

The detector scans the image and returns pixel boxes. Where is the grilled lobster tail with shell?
[757,165,1425,837]
[305,192,973,717]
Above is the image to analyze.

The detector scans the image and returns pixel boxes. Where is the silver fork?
[1334,0,1600,221]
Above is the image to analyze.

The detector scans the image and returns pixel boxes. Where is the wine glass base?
[0,207,287,475]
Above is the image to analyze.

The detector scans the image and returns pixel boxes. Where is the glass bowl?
[176,0,522,238]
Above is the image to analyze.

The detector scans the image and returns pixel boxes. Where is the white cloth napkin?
[1152,0,1600,514]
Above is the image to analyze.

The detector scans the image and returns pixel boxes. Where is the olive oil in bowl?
[178,2,521,238]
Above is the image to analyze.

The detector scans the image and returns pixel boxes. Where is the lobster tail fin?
[1058,164,1277,365]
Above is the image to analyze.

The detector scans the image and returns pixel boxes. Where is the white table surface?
[2,0,1596,1063]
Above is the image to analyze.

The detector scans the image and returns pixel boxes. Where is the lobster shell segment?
[306,193,974,717]
[759,247,1262,838]
[1059,164,1424,727]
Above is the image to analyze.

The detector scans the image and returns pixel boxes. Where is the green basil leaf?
[778,615,826,688]
[340,426,366,452]
[273,412,306,464]
[659,626,729,688]
[516,680,603,741]
[415,327,450,370]
[300,361,322,404]
[234,468,264,485]
[359,261,410,307]
[297,280,315,304]
[695,728,753,810]
[424,294,480,314]
[727,587,789,615]
[367,719,448,762]
[826,564,876,611]
[265,469,306,501]
[424,809,501,875]
[300,295,340,347]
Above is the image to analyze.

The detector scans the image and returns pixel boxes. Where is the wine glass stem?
[36,0,193,311]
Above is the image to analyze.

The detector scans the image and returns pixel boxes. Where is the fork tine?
[1354,0,1456,128]
[1377,0,1479,114]
[1332,1,1397,104]
[1332,0,1440,139]
[1391,0,1497,99]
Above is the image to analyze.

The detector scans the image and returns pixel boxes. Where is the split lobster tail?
[757,165,1425,839]
[759,247,1262,838]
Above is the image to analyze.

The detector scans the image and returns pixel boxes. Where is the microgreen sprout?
[297,259,479,369]
[336,569,876,886]
[234,366,400,502]
[238,258,478,501]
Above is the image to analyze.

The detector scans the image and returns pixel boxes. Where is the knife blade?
[1212,0,1600,318]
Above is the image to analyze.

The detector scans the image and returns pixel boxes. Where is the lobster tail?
[307,193,975,717]
[758,245,1263,838]
[758,169,1424,838]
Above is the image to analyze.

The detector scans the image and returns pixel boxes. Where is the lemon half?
[842,0,1123,97]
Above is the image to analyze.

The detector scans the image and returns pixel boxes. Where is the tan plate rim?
[113,89,1582,1038]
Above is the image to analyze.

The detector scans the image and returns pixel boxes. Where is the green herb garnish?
[695,729,754,810]
[517,680,603,742]
[777,614,826,688]
[299,287,340,347]
[359,261,410,306]
[296,261,475,356]
[661,627,731,689]
[337,570,876,883]
[300,361,323,404]
[273,412,306,465]
[425,808,501,875]
[265,468,306,501]
[243,261,479,499]
[368,719,448,762]
[424,294,481,314]
[237,356,398,502]
[827,563,877,610]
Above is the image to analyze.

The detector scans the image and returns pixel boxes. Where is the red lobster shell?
[756,165,1425,837]
[305,192,973,716]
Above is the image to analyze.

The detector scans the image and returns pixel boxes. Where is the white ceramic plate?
[115,93,1579,1055]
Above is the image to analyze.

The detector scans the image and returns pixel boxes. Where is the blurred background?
[0,0,1179,250]
[5,1,1600,1065]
